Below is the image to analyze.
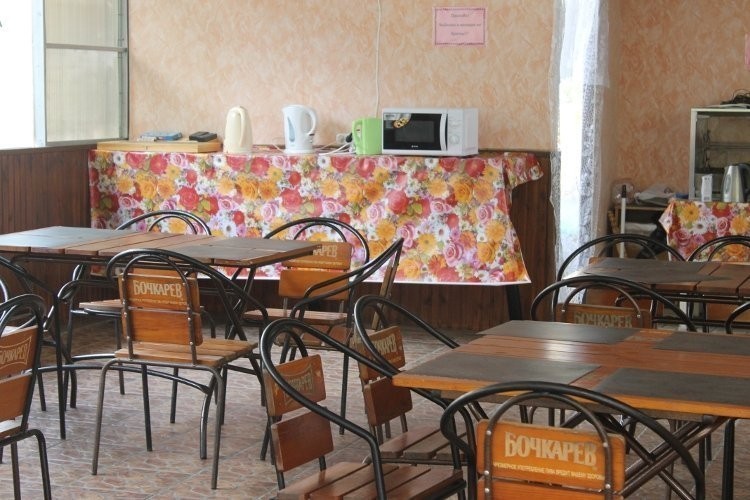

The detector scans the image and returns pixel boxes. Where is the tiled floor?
[0,318,747,499]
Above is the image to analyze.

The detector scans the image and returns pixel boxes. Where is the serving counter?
[89,150,542,287]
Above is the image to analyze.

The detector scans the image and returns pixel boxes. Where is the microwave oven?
[381,107,478,156]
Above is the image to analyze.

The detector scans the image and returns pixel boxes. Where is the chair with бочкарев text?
[259,317,466,500]
[90,248,268,490]
[439,381,705,500]
[0,294,52,500]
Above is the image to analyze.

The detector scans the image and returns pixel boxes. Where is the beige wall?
[615,0,750,195]
[128,0,554,150]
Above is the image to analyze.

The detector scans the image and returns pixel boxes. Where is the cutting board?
[97,138,223,153]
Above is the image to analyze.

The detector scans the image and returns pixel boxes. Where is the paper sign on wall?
[434,7,486,47]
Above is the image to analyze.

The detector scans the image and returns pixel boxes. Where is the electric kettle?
[223,106,253,154]
[283,105,317,154]
[722,163,750,202]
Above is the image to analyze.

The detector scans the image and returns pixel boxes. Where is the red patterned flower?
[149,155,168,175]
[387,190,409,214]
[205,196,219,215]
[280,188,303,211]
[288,171,302,187]
[439,157,458,173]
[356,157,376,178]
[233,211,245,226]
[446,213,459,229]
[251,157,270,176]
[436,266,460,282]
[464,158,485,178]
[178,186,200,211]
[331,155,351,173]
[185,169,198,185]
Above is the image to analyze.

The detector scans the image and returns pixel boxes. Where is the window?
[0,0,127,149]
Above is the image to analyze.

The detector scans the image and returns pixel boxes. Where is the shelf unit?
[689,107,750,200]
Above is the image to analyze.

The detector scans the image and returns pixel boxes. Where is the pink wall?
[128,0,554,151]
[615,0,750,194]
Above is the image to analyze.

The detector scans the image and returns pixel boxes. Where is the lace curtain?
[550,0,610,273]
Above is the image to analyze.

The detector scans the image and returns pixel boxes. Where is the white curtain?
[550,0,610,274]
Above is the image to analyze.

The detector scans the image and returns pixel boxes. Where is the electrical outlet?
[335,133,350,145]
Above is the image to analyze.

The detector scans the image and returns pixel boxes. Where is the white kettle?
[223,106,253,154]
[283,105,317,154]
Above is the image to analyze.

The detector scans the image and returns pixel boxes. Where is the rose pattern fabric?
[89,150,542,284]
[660,199,750,260]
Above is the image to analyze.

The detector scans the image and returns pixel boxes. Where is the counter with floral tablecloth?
[88,150,543,284]
[659,199,750,259]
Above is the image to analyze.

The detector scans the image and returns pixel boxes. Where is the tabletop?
[573,257,750,300]
[393,320,750,420]
[0,226,319,268]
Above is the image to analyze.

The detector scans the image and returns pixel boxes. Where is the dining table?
[0,225,320,440]
[392,319,750,499]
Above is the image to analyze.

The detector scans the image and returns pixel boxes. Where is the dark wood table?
[393,320,750,498]
[0,226,320,440]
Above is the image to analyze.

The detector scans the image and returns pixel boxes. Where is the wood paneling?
[0,147,554,331]
[0,145,93,297]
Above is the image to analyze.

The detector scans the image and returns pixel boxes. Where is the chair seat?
[244,307,346,326]
[79,298,121,315]
[276,462,463,500]
[114,338,255,367]
[379,426,465,464]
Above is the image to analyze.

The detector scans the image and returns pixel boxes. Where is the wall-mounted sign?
[434,7,486,47]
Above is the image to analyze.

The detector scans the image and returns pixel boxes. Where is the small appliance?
[283,105,317,154]
[722,163,750,202]
[351,117,382,155]
[381,107,478,156]
[223,106,252,154]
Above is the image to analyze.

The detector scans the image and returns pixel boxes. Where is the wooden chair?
[440,381,705,500]
[530,275,696,331]
[90,248,267,489]
[352,294,476,467]
[57,210,214,408]
[0,294,52,500]
[260,318,466,499]
[688,235,750,331]
[248,237,403,441]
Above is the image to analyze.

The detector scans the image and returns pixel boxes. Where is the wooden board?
[97,138,222,153]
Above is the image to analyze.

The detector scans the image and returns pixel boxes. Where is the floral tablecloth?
[89,150,542,284]
[659,199,750,260]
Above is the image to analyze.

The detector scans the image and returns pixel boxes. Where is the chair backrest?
[0,294,46,438]
[264,217,370,269]
[688,235,750,262]
[107,248,267,342]
[725,301,750,334]
[530,275,696,331]
[440,381,705,500]
[116,209,212,235]
[557,233,684,282]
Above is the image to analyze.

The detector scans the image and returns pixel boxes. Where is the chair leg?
[30,429,52,500]
[11,442,20,500]
[209,369,224,490]
[170,367,179,423]
[36,373,47,412]
[722,419,735,500]
[141,365,153,451]
[339,353,349,435]
[92,360,115,475]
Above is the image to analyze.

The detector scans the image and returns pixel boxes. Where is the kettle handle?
[304,108,317,136]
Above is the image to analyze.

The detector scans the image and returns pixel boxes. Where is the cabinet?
[689,107,750,200]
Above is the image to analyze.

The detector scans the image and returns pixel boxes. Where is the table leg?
[506,284,523,320]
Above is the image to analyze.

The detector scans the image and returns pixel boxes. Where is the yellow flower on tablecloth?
[427,178,449,198]
[139,177,157,200]
[416,233,437,254]
[477,241,497,264]
[267,166,283,183]
[485,220,507,243]
[399,258,421,280]
[320,178,340,198]
[503,258,520,279]
[259,179,279,200]
[730,215,750,234]
[473,179,494,203]
[166,164,181,181]
[374,221,397,243]
[116,176,134,194]
[363,181,385,203]
[341,177,364,205]
[373,166,390,184]
[450,176,473,204]
[459,230,477,249]
[718,244,750,262]
[481,165,501,183]
[679,203,700,223]
[167,219,190,234]
[236,176,259,199]
[368,239,387,258]
[157,178,175,198]
[217,177,236,196]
